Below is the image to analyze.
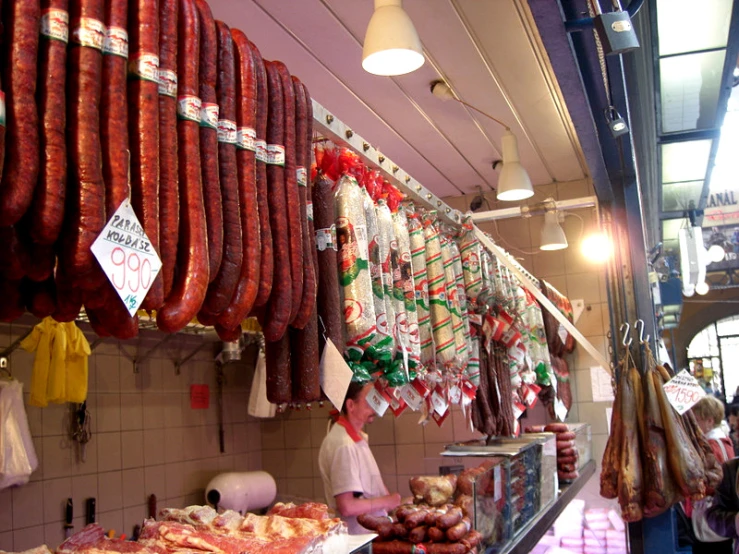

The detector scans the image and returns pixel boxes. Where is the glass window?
[656,0,732,56]
[661,140,713,183]
[717,315,739,336]
[662,180,704,212]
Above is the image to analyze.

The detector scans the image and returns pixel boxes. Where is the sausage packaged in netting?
[423,211,456,368]
[450,238,471,347]
[362,186,393,363]
[408,209,435,369]
[458,218,483,311]
[335,174,377,362]
[478,246,496,311]
[393,207,421,368]
[467,332,481,386]
[441,234,468,369]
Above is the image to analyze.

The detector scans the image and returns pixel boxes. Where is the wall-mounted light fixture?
[540,210,568,251]
[362,0,424,76]
[430,79,533,201]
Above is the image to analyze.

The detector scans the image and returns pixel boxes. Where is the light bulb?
[581,232,612,263]
[362,0,425,76]
[683,284,695,297]
[707,244,726,263]
[695,281,710,295]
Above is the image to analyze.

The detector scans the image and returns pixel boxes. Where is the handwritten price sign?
[663,369,706,415]
[91,200,162,315]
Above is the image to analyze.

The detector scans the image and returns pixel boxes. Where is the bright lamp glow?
[362,0,424,76]
[707,243,726,263]
[695,281,710,295]
[581,232,612,263]
[540,211,568,251]
[683,284,695,297]
[496,131,533,201]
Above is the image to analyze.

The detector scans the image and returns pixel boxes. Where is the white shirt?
[318,418,388,534]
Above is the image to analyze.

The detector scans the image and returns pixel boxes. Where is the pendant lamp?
[540,211,568,251]
[496,131,534,201]
[362,0,424,76]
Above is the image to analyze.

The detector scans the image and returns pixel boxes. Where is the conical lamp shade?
[362,0,424,76]
[496,131,533,201]
[540,211,568,251]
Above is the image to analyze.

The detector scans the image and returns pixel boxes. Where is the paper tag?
[558,323,568,345]
[663,369,706,415]
[449,385,462,405]
[237,126,257,151]
[128,52,159,82]
[590,366,615,402]
[430,388,448,417]
[177,95,201,122]
[400,382,424,411]
[158,69,177,97]
[494,465,502,501]
[217,119,237,144]
[319,338,353,411]
[306,201,313,223]
[71,17,105,50]
[554,397,568,422]
[366,385,390,417]
[432,408,450,427]
[41,8,69,43]
[190,384,209,409]
[543,438,556,457]
[297,167,308,187]
[265,144,285,165]
[0,92,6,127]
[316,227,335,252]
[255,139,268,163]
[389,395,407,417]
[103,25,128,57]
[200,103,219,130]
[90,200,163,316]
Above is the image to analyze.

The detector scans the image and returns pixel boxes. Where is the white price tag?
[91,200,162,315]
[366,386,389,417]
[494,466,502,501]
[401,383,424,411]
[319,338,353,412]
[663,369,706,415]
[430,390,448,417]
[449,385,462,405]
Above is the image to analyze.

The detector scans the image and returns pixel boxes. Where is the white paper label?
[297,167,308,187]
[265,144,285,165]
[590,366,615,402]
[558,323,568,345]
[0,92,6,127]
[430,390,448,417]
[41,8,69,43]
[554,397,568,422]
[128,52,159,82]
[319,338,353,412]
[543,438,556,457]
[177,95,201,122]
[366,386,389,417]
[200,103,219,130]
[663,369,706,415]
[158,69,177,97]
[255,139,268,163]
[217,119,237,144]
[91,200,162,316]
[494,466,502,501]
[237,127,257,151]
[316,227,335,252]
[401,384,424,411]
[71,17,105,50]
[449,385,462,405]
[306,201,313,222]
[103,26,128,58]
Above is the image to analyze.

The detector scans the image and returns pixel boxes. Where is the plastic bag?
[0,379,39,489]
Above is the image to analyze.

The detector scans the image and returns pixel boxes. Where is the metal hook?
[619,323,632,347]
[634,319,650,344]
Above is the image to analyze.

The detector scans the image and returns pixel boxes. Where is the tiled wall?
[0,326,262,552]
[260,180,615,508]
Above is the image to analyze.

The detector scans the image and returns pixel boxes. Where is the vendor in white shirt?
[318,381,401,534]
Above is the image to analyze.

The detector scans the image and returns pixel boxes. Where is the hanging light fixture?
[430,80,533,201]
[362,0,424,76]
[540,211,568,251]
[695,281,710,295]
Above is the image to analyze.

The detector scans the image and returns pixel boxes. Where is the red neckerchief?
[332,412,363,443]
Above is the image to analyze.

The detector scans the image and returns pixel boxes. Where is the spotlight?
[362,0,424,76]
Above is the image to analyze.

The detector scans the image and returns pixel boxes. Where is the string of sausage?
[0,0,40,225]
[248,41,273,308]
[198,20,242,320]
[194,0,222,286]
[30,0,67,245]
[158,0,179,299]
[273,62,303,325]
[156,0,208,334]
[215,29,260,334]
[129,0,163,312]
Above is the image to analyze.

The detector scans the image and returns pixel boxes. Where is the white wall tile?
[42,478,72,524]
[11,482,44,529]
[97,471,123,513]
[0,488,12,531]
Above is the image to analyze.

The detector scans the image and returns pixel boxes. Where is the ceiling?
[207,0,591,201]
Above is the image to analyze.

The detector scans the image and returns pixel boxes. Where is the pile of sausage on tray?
[527,423,580,482]
[359,470,495,554]
[0,0,321,388]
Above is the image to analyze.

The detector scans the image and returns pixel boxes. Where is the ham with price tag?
[91,201,162,315]
[366,383,390,417]
[663,369,706,415]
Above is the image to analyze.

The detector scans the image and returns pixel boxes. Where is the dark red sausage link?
[23,242,55,282]
[214,322,242,342]
[247,41,273,308]
[52,267,83,322]
[101,0,128,219]
[0,279,25,322]
[194,0,222,284]
[289,307,320,404]
[265,333,291,405]
[273,62,303,325]
[158,0,179,299]
[85,307,112,337]
[199,20,242,317]
[129,0,162,311]
[22,276,57,319]
[0,0,40,225]
[62,0,106,289]
[156,0,208,333]
[289,77,315,330]
[216,29,260,331]
[0,226,27,281]
[261,61,291,342]
[86,284,139,339]
[31,0,68,245]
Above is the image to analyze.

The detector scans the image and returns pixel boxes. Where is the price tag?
[319,338,353,411]
[430,387,448,417]
[366,384,390,417]
[389,394,407,417]
[401,382,424,411]
[449,385,462,405]
[663,369,706,415]
[494,465,502,501]
[91,200,162,315]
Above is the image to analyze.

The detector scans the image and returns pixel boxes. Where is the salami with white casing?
[450,238,471,346]
[408,209,435,369]
[458,218,483,311]
[335,174,377,362]
[393,207,421,368]
[424,211,456,368]
[442,234,468,368]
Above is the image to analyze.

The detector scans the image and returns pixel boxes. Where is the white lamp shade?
[540,212,568,251]
[695,281,709,295]
[496,131,533,201]
[707,243,726,263]
[362,0,424,76]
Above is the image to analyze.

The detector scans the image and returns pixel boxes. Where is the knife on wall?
[64,498,74,538]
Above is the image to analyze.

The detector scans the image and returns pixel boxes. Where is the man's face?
[730,414,738,430]
[347,384,376,428]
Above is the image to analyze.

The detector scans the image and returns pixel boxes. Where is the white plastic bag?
[0,380,38,490]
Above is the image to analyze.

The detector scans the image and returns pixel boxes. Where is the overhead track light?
[540,211,568,251]
[430,80,533,201]
[362,0,424,76]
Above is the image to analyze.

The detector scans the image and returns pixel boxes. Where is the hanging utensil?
[216,364,225,454]
[71,401,92,463]
[64,498,74,538]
